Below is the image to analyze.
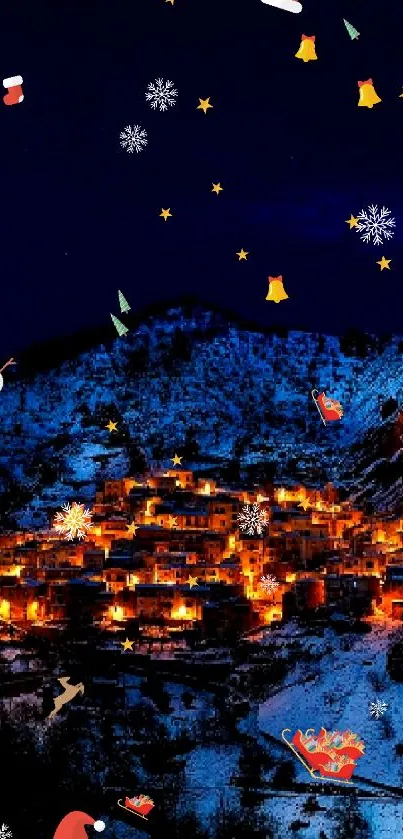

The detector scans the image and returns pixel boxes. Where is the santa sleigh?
[311,389,343,426]
[118,794,155,820]
[281,728,364,785]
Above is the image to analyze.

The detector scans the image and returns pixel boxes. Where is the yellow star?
[160,208,172,221]
[236,249,249,261]
[171,453,182,466]
[298,498,311,511]
[126,522,138,535]
[165,0,174,4]
[187,575,199,588]
[399,89,403,98]
[168,516,178,528]
[212,183,223,195]
[376,256,391,271]
[105,420,118,432]
[120,638,134,651]
[197,97,213,114]
[345,215,358,229]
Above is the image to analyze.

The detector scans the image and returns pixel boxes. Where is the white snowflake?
[145,78,178,112]
[260,574,279,595]
[369,699,388,719]
[119,125,148,154]
[0,825,12,839]
[355,204,395,245]
[237,502,268,535]
[54,502,93,541]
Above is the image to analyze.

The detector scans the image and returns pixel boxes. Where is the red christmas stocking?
[3,75,24,105]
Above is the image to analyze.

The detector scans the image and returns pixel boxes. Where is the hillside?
[257,620,403,789]
[0,304,402,528]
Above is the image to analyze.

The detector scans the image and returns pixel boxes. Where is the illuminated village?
[3,465,403,839]
[1,466,403,638]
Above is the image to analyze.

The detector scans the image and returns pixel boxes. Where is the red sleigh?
[282,728,364,784]
[118,794,155,819]
[311,390,343,426]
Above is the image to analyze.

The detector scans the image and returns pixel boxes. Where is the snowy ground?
[120,639,403,836]
[257,621,403,788]
[183,745,241,826]
[254,793,403,839]
[4,626,403,837]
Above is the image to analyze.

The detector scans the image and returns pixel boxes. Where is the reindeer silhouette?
[47,676,85,720]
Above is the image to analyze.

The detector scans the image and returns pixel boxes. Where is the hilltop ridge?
[0,303,402,526]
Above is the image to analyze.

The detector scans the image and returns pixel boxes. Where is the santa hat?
[53,811,105,839]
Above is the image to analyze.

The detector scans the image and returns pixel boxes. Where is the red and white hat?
[53,811,105,839]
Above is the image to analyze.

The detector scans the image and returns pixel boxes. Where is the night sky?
[1,0,403,359]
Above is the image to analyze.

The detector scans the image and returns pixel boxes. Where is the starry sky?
[1,0,402,359]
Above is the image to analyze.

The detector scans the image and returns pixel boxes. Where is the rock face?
[0,304,403,526]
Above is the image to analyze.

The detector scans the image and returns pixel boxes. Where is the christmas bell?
[295,34,317,62]
[357,79,381,108]
[266,275,289,303]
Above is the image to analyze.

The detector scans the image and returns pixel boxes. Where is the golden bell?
[357,78,381,108]
[295,34,317,62]
[266,275,289,304]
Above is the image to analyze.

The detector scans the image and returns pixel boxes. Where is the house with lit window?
[0,578,47,623]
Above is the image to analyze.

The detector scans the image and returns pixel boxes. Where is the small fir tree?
[118,289,131,314]
[110,313,129,336]
[343,19,360,40]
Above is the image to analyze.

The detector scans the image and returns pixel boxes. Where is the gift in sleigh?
[118,793,155,819]
[282,727,364,784]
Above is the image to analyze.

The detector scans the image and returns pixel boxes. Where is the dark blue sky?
[1,0,402,358]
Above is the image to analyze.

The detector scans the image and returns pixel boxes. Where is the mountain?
[0,303,402,528]
[342,405,403,511]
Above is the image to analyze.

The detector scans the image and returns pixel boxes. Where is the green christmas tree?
[110,313,129,336]
[343,19,360,40]
[118,289,131,314]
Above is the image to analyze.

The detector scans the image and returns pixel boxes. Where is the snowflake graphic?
[119,125,148,154]
[237,502,268,535]
[145,78,178,112]
[260,574,279,595]
[54,502,93,541]
[355,204,395,245]
[369,699,388,719]
[0,825,12,839]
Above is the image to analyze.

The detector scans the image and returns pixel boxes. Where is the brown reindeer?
[47,676,85,720]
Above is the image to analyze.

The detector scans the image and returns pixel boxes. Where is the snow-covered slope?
[257,622,403,789]
[1,305,403,525]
